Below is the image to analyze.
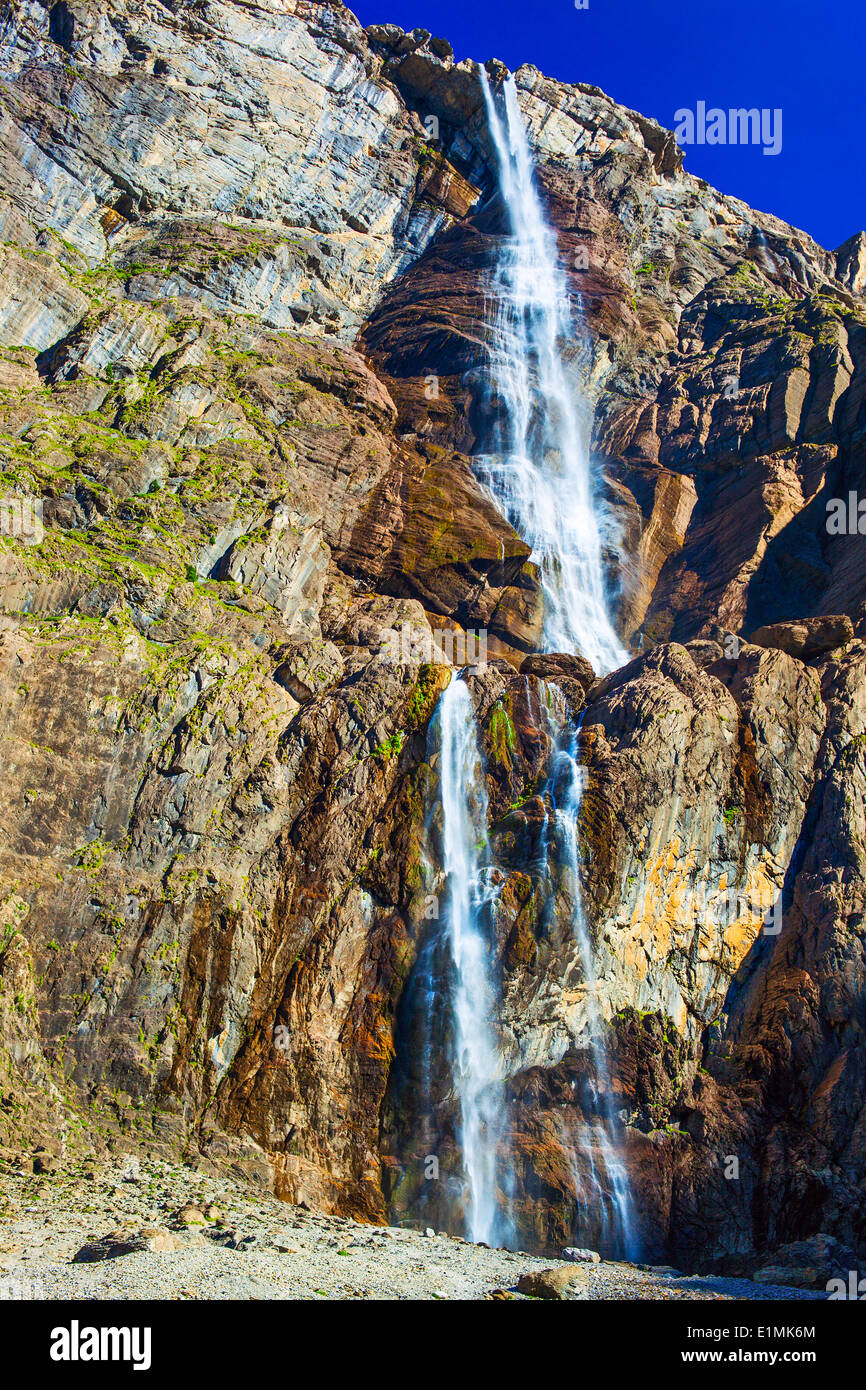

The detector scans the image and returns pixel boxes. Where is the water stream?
[434,677,509,1247]
[477,70,627,675]
[547,718,639,1257]
[413,71,636,1254]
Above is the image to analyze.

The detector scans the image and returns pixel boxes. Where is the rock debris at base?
[0,1158,823,1302]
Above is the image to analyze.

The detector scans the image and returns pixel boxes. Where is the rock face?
[0,0,467,334]
[0,0,864,1277]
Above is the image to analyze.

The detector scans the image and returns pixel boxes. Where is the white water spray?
[478,71,627,674]
[413,72,636,1253]
[477,70,637,1256]
[436,674,507,1246]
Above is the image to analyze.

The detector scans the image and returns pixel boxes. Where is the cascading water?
[432,674,509,1246]
[474,70,638,1256]
[548,721,639,1257]
[477,71,628,676]
[401,70,637,1254]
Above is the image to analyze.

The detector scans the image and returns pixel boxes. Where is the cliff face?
[0,0,864,1272]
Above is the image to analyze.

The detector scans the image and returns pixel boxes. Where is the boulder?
[32,1149,60,1175]
[753,1234,862,1289]
[520,652,596,692]
[74,1228,185,1260]
[363,24,405,50]
[429,37,454,62]
[562,1247,601,1263]
[175,1204,207,1227]
[684,639,725,668]
[484,59,510,84]
[517,1266,589,1299]
[753,1266,821,1289]
[749,615,854,660]
[272,640,345,704]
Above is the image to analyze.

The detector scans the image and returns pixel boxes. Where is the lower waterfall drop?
[547,720,639,1258]
[433,673,510,1247]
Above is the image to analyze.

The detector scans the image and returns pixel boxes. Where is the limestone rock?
[519,652,596,692]
[272,641,345,703]
[0,245,90,351]
[753,1266,821,1289]
[836,232,866,294]
[0,0,454,335]
[175,1206,207,1228]
[0,0,863,1283]
[756,1235,861,1289]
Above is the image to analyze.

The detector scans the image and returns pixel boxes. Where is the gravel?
[0,1157,824,1301]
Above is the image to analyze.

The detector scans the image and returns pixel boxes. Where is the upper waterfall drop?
[477,71,628,676]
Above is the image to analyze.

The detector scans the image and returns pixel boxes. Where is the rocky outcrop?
[749,614,854,660]
[659,639,866,1268]
[837,233,866,295]
[380,633,865,1264]
[0,0,474,334]
[0,0,864,1277]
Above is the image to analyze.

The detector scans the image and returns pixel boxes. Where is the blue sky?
[350,0,864,252]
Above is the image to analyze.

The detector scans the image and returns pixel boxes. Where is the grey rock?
[73,1227,184,1260]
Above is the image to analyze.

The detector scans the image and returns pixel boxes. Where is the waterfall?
[477,71,627,675]
[401,71,637,1256]
[548,722,639,1257]
[475,70,637,1257]
[435,674,509,1246]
